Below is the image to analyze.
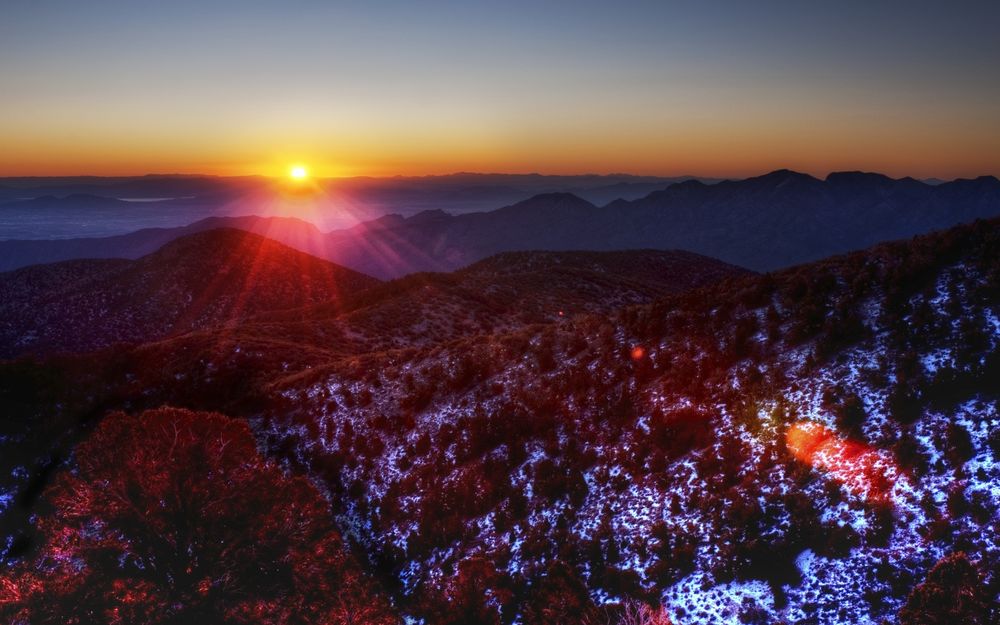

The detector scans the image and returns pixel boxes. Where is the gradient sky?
[2,0,998,178]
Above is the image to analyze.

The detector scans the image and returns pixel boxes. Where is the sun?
[289,165,309,180]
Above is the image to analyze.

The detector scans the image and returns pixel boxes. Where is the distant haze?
[0,173,708,239]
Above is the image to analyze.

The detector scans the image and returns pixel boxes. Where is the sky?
[2,0,999,178]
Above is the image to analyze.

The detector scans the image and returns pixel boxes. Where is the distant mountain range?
[2,169,997,278]
[0,173,706,239]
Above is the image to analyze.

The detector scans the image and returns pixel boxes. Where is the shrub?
[0,408,395,625]
[585,600,672,625]
[898,553,990,625]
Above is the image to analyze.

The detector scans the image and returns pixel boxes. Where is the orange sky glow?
[2,2,997,179]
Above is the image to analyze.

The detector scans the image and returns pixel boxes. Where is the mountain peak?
[407,209,452,224]
[510,192,595,209]
[756,169,817,182]
[825,171,894,184]
[528,191,590,202]
[940,175,1000,190]
[0,228,380,358]
[668,178,708,190]
[151,227,276,256]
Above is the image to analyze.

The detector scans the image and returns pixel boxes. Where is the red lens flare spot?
[786,421,903,502]
[630,345,646,361]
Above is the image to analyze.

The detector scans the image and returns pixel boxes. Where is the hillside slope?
[0,220,997,624]
[0,248,748,573]
[0,214,326,271]
[0,228,379,357]
[261,217,1000,624]
[249,249,750,353]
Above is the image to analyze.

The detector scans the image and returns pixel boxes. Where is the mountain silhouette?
[2,170,998,278]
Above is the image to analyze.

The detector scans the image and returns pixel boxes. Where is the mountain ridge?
[2,169,997,278]
[0,228,379,358]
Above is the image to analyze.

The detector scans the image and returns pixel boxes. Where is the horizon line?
[1,168,998,182]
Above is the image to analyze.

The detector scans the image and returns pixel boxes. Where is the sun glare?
[289,165,309,180]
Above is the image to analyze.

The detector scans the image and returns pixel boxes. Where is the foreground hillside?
[1,219,998,624]
[0,247,743,572]
[0,228,380,358]
[260,217,999,624]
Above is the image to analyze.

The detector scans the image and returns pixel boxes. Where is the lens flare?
[786,421,905,502]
